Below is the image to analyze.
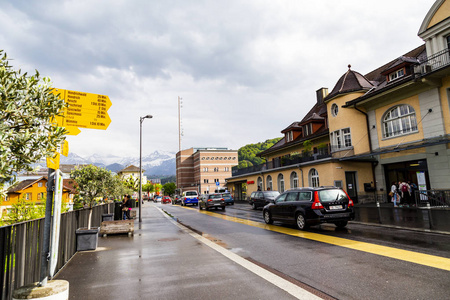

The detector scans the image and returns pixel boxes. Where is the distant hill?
[238,137,282,169]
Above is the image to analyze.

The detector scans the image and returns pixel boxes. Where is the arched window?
[309,168,319,187]
[290,172,298,188]
[383,104,418,138]
[257,177,263,190]
[277,174,284,193]
[267,175,273,191]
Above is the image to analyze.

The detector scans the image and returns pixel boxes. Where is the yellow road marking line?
[181,206,450,271]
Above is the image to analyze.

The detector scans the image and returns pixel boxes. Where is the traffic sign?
[216,181,220,186]
[52,88,112,130]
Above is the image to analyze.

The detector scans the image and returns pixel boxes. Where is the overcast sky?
[0,0,436,159]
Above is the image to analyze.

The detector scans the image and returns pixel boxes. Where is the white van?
[181,190,199,206]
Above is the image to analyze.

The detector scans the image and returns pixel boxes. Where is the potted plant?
[70,165,115,251]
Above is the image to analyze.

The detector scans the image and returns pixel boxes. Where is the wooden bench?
[100,220,134,237]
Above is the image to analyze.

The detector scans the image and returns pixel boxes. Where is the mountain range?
[60,150,176,176]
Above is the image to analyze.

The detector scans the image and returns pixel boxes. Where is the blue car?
[181,191,199,206]
[222,193,234,205]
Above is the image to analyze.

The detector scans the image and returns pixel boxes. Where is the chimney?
[316,88,328,105]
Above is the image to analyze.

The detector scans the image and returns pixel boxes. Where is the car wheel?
[295,213,306,230]
[263,210,273,224]
[205,207,209,211]
[231,202,234,205]
[334,221,348,228]
[252,203,257,210]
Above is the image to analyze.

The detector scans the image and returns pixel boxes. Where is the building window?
[267,175,273,191]
[204,179,209,183]
[25,193,32,200]
[257,177,263,190]
[303,124,312,136]
[309,169,319,187]
[334,180,343,188]
[214,167,219,172]
[290,172,298,188]
[277,174,284,193]
[37,192,45,200]
[388,68,405,81]
[330,128,352,151]
[203,167,208,172]
[286,131,294,142]
[224,167,229,172]
[383,104,418,138]
[38,182,43,187]
[331,103,339,117]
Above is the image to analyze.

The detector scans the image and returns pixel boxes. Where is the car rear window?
[264,191,280,197]
[186,192,198,196]
[318,189,348,202]
[222,194,231,199]
[210,194,222,199]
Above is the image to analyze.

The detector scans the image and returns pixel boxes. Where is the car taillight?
[221,198,224,201]
[342,190,354,207]
[207,199,212,202]
[312,191,324,209]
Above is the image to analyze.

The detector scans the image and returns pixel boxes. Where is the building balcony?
[414,48,450,75]
[231,153,332,177]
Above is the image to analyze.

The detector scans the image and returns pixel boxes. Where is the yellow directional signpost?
[52,88,112,130]
[40,88,112,287]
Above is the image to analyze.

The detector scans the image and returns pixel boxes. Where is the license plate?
[329,205,342,210]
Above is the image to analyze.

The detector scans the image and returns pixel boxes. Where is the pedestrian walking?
[400,181,411,205]
[408,181,417,205]
[125,194,132,220]
[390,182,399,207]
[122,194,129,220]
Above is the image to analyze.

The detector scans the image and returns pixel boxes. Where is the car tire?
[263,210,273,224]
[205,207,209,211]
[295,213,306,230]
[334,221,348,228]
[231,202,234,205]
[252,203,257,210]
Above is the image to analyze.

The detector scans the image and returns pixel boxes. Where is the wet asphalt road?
[161,202,450,300]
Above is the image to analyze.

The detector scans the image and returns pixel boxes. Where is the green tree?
[123,176,139,192]
[302,140,313,157]
[70,165,115,229]
[0,50,67,184]
[162,182,176,196]
[142,182,155,194]
[237,137,282,169]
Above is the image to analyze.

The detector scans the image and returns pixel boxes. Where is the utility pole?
[178,96,182,152]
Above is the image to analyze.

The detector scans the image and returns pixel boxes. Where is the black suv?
[262,187,354,230]
[249,191,280,210]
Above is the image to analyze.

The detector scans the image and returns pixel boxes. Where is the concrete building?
[227,0,450,205]
[176,148,238,195]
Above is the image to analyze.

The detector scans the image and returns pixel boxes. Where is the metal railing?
[414,48,450,75]
[414,190,450,208]
[232,153,331,177]
[0,203,115,300]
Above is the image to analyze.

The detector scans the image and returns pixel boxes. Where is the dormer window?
[303,124,312,137]
[286,131,294,142]
[389,68,404,81]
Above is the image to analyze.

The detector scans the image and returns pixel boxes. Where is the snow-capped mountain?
[59,150,176,176]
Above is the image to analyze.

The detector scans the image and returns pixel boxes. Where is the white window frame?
[267,175,273,191]
[382,104,418,138]
[290,172,298,188]
[257,177,263,190]
[330,128,352,151]
[309,169,320,187]
[389,68,405,81]
[331,103,339,117]
[277,174,284,193]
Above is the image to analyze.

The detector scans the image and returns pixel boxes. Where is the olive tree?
[0,50,67,184]
[70,164,115,229]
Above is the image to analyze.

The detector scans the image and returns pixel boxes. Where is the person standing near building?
[122,195,129,220]
[125,194,132,220]
[391,182,399,207]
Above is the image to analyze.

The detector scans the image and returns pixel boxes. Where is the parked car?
[198,193,226,211]
[249,191,280,210]
[181,190,199,206]
[222,193,234,205]
[154,196,162,203]
[172,195,181,205]
[162,196,171,204]
[262,187,354,230]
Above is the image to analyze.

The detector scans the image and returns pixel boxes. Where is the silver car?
[199,193,226,211]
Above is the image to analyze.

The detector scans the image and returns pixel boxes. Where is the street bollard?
[376,201,382,224]
[426,202,434,230]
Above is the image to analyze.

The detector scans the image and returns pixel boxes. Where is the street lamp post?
[139,114,153,223]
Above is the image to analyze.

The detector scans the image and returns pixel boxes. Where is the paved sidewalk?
[55,205,317,300]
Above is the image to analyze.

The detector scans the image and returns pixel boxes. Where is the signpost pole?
[139,115,152,223]
[39,168,55,286]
